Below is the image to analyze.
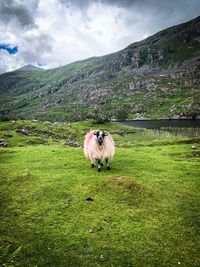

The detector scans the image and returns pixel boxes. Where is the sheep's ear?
[104,131,108,136]
[93,131,97,135]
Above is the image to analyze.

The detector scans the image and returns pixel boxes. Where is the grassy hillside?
[0,120,200,266]
[0,16,200,121]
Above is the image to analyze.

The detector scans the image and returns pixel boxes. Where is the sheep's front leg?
[98,160,101,172]
[91,159,96,168]
[106,159,111,170]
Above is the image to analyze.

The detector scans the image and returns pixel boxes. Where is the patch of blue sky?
[0,44,18,54]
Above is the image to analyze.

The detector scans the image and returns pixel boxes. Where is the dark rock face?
[0,16,200,121]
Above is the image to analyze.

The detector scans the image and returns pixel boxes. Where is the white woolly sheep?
[84,130,115,172]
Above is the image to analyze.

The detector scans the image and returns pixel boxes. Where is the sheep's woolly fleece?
[84,130,115,161]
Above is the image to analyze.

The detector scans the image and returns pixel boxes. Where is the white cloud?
[0,49,18,73]
[0,0,199,73]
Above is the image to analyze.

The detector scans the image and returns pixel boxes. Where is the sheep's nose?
[98,138,103,145]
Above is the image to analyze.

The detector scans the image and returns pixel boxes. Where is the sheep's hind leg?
[100,160,103,166]
[106,159,111,170]
[98,160,101,172]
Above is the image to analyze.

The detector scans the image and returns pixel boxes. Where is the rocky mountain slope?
[0,16,200,121]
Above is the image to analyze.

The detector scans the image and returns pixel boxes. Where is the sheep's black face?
[94,131,107,146]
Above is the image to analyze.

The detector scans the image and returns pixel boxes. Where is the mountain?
[0,16,200,122]
[16,64,43,72]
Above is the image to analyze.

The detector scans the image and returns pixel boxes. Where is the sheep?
[84,130,115,172]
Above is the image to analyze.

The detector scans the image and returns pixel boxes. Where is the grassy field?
[0,120,200,267]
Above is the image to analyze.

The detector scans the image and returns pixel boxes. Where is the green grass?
[0,120,200,267]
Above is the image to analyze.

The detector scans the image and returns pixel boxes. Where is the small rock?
[114,177,124,181]
[86,196,93,201]
[16,128,29,135]
[191,145,196,149]
[68,135,75,140]
[64,141,82,147]
[0,139,8,147]
[27,140,34,144]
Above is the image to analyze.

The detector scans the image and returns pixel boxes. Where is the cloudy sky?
[0,0,199,74]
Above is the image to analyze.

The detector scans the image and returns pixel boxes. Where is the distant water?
[119,119,200,129]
